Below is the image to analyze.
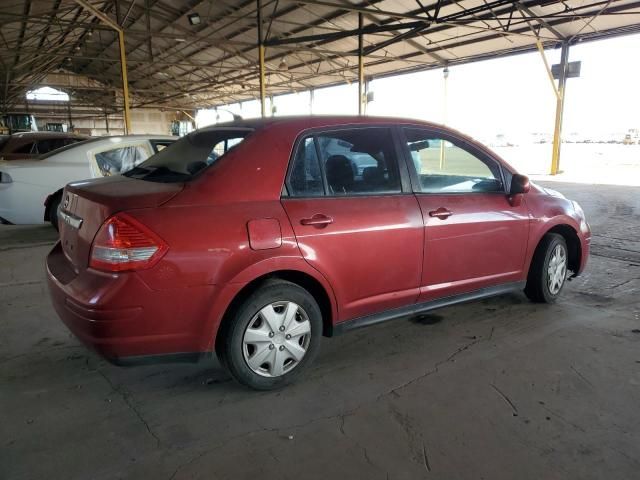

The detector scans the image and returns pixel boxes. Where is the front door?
[399,127,530,302]
[282,126,424,322]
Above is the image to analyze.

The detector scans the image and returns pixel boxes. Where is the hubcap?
[547,244,567,295]
[242,301,311,377]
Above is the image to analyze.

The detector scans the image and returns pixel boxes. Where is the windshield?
[124,128,252,183]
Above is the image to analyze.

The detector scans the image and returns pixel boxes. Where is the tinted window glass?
[39,138,93,159]
[150,140,174,153]
[125,128,252,183]
[95,145,150,176]
[289,137,323,196]
[404,128,503,193]
[290,127,401,196]
[36,138,66,154]
[14,142,36,154]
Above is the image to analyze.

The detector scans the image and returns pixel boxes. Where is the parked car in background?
[0,135,176,228]
[46,116,591,390]
[0,131,89,160]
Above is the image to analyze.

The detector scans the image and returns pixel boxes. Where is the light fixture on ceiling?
[187,13,201,25]
[278,58,288,71]
[176,38,186,42]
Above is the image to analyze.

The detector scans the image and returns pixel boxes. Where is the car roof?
[9,131,89,139]
[203,115,445,132]
[64,134,176,145]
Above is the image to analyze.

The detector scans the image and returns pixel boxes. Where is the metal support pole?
[257,0,266,117]
[74,0,132,134]
[117,30,132,134]
[105,110,109,133]
[358,13,364,115]
[551,41,569,175]
[439,65,449,170]
[309,88,314,114]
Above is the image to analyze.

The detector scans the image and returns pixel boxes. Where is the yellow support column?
[259,45,266,117]
[358,13,364,115]
[118,30,132,134]
[74,0,132,134]
[550,42,569,175]
[439,65,449,170]
[257,0,266,117]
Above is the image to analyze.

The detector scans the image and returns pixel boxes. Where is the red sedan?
[47,116,591,389]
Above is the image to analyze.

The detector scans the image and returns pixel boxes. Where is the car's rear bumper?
[46,241,218,363]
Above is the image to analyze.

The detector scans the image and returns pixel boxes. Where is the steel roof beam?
[266,20,431,46]
[151,0,620,107]
[516,2,565,39]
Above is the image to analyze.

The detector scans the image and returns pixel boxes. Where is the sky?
[198,33,640,141]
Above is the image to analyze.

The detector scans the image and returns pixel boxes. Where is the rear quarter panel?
[127,199,338,350]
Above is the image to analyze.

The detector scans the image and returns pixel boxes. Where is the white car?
[0,135,176,228]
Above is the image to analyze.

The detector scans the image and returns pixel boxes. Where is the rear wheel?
[525,233,568,303]
[48,194,62,231]
[218,280,322,390]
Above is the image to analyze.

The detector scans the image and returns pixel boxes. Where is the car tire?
[524,233,568,303]
[49,193,62,231]
[218,279,323,390]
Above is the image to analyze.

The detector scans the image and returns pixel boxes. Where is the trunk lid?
[58,175,183,270]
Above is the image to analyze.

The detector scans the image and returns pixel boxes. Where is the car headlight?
[572,201,590,233]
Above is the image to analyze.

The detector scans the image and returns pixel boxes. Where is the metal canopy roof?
[1,0,640,112]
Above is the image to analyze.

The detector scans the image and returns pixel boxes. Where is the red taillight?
[89,213,168,272]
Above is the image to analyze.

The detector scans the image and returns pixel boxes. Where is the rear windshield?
[124,128,252,183]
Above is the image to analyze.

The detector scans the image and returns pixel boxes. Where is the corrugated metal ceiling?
[1,0,639,110]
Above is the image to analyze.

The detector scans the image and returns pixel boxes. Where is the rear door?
[282,126,423,322]
[399,127,530,302]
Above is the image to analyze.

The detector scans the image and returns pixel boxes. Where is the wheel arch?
[43,187,63,222]
[535,223,582,277]
[213,268,337,354]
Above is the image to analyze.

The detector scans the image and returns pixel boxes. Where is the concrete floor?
[1,181,639,480]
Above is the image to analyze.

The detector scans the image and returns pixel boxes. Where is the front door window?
[404,128,504,194]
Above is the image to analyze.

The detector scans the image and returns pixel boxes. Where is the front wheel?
[218,280,323,390]
[525,233,568,303]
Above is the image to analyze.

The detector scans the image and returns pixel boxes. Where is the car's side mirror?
[510,174,530,195]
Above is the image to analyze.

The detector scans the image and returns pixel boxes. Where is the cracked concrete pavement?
[1,181,639,479]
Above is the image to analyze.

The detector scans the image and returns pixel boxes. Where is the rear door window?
[287,127,402,196]
[288,137,324,196]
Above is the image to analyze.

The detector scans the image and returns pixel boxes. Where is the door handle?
[300,214,334,227]
[429,208,452,220]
